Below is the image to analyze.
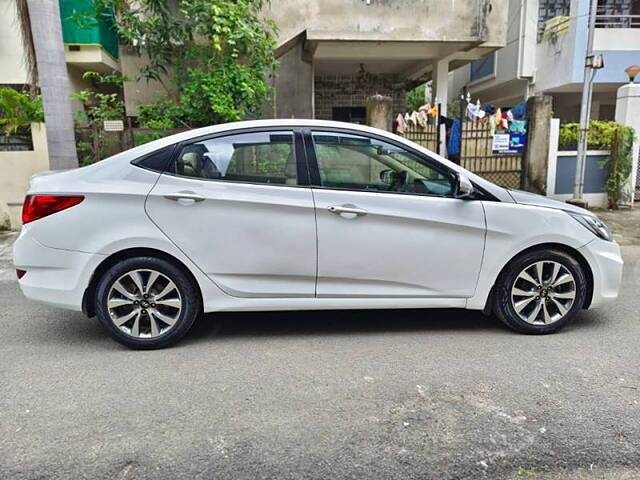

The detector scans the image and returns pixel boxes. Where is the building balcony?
[59,0,120,72]
[594,1,640,51]
[267,0,508,79]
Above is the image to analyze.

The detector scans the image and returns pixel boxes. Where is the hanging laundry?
[447,119,461,156]
[510,101,527,120]
[500,110,509,129]
[466,100,486,121]
[418,103,431,113]
[488,114,496,136]
[484,104,496,115]
[404,112,411,124]
[409,111,419,126]
[395,113,406,135]
[417,110,428,128]
[509,120,527,135]
[506,110,514,122]
[431,104,438,119]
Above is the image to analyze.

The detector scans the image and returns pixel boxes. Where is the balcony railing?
[596,1,640,28]
[59,0,119,59]
[595,13,640,27]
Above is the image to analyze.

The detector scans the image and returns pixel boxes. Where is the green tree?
[0,88,43,136]
[405,84,426,112]
[71,71,126,165]
[82,0,278,126]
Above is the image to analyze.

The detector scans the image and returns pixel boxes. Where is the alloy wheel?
[510,261,576,325]
[107,269,182,338]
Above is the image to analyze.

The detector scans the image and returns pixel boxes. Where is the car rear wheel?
[494,249,587,334]
[95,256,201,349]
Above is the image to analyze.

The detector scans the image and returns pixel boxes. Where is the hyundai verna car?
[14,120,623,349]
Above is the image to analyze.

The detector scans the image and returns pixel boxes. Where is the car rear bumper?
[13,227,106,311]
[579,238,623,309]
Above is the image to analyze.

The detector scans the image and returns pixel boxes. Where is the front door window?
[311,131,455,197]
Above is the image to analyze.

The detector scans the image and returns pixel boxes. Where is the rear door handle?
[328,205,368,217]
[164,192,206,203]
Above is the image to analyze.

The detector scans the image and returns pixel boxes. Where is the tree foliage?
[0,88,44,136]
[405,84,426,113]
[558,121,621,150]
[605,125,635,209]
[71,71,126,165]
[78,0,278,126]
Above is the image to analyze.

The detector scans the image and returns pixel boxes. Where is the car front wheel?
[494,249,588,334]
[95,256,201,349]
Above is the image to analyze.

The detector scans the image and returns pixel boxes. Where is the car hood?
[507,189,592,216]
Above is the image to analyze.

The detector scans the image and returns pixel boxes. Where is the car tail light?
[16,269,26,279]
[22,195,85,224]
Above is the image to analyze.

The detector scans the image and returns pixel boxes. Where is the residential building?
[0,0,121,112]
[121,0,510,120]
[449,0,640,121]
[2,0,509,121]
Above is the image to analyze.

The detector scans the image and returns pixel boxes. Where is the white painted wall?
[449,0,532,106]
[594,29,640,52]
[0,0,28,85]
[0,124,50,229]
[615,83,640,205]
[532,0,579,94]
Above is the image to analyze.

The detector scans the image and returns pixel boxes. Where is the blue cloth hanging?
[511,101,527,120]
[448,119,461,156]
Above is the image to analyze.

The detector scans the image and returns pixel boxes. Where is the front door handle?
[328,205,368,217]
[163,192,206,203]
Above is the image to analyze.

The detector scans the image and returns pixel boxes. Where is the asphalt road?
[1,239,639,479]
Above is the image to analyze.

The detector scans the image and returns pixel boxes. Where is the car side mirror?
[456,173,474,199]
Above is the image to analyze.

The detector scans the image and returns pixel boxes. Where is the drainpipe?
[517,0,535,99]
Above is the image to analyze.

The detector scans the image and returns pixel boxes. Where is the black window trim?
[303,127,463,200]
[136,126,312,188]
[130,124,497,200]
[130,143,178,173]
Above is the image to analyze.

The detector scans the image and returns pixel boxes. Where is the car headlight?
[569,213,612,241]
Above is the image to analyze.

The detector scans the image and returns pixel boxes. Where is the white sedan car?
[14,120,623,349]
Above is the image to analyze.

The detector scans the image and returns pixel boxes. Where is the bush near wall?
[0,88,43,151]
[559,121,635,209]
[133,128,188,147]
[558,120,626,151]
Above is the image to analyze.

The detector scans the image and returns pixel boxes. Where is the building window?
[538,0,571,42]
[470,53,495,83]
[596,0,640,28]
[332,107,367,124]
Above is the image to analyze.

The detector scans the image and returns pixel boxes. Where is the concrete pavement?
[0,239,639,479]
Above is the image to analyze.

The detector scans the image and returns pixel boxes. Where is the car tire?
[494,249,587,334]
[95,256,201,349]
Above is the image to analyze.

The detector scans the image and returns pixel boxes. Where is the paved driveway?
[1,238,639,479]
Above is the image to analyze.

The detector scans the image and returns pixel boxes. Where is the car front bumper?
[13,227,106,311]
[579,237,624,309]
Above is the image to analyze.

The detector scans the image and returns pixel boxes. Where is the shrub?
[0,88,43,135]
[559,121,635,209]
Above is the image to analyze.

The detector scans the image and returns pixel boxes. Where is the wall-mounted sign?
[103,120,124,132]
[491,133,510,152]
[492,132,526,154]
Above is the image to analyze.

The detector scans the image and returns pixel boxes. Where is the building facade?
[449,0,640,121]
[263,0,508,121]
[1,0,509,121]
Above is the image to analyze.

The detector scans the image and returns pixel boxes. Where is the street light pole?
[571,0,599,206]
